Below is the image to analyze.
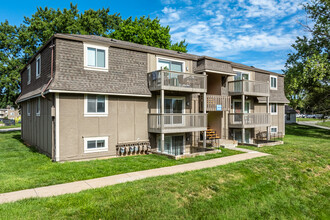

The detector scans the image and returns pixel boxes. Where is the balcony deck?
[148,113,207,133]
[228,80,269,97]
[228,113,271,128]
[148,70,207,93]
[200,94,231,111]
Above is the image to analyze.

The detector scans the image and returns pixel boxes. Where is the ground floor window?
[157,134,184,156]
[270,126,278,134]
[84,136,108,153]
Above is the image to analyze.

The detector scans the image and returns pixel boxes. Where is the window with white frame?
[27,65,31,85]
[270,76,277,90]
[27,101,31,116]
[84,43,108,70]
[270,103,277,115]
[84,94,108,116]
[157,58,184,72]
[36,55,41,79]
[84,136,108,153]
[36,97,40,116]
[270,126,278,133]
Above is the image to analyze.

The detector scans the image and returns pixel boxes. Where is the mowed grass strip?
[0,131,241,193]
[317,121,330,128]
[0,124,329,219]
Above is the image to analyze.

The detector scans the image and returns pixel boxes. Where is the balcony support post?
[203,71,207,148]
[266,96,270,140]
[242,94,245,144]
[161,89,165,152]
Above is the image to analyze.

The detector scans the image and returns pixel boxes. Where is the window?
[84,94,108,117]
[270,103,277,115]
[36,97,40,116]
[157,58,184,72]
[286,114,291,120]
[36,55,41,79]
[27,65,31,85]
[234,71,249,80]
[84,43,108,71]
[270,76,277,90]
[270,126,278,133]
[84,136,108,153]
[27,102,31,116]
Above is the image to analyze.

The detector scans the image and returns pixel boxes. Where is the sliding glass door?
[158,97,184,126]
[157,135,184,155]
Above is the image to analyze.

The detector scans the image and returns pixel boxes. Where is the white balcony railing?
[148,70,207,93]
[228,113,271,128]
[228,80,269,96]
[148,113,207,133]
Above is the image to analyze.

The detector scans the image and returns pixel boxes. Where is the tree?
[284,0,329,112]
[0,4,188,108]
[110,16,187,52]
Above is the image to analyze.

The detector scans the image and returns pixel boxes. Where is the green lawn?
[0,123,21,129]
[317,121,330,128]
[0,131,240,193]
[296,117,323,122]
[0,124,329,219]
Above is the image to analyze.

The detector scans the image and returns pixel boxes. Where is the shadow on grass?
[12,134,40,153]
[286,124,330,140]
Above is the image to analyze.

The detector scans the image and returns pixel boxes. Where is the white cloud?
[158,0,306,72]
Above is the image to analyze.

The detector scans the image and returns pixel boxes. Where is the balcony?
[228,113,271,128]
[228,80,269,97]
[148,70,207,93]
[200,94,231,111]
[148,113,207,133]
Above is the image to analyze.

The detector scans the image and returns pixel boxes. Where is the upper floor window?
[27,65,31,85]
[270,103,277,115]
[270,76,277,90]
[36,97,40,116]
[27,101,31,116]
[84,94,108,117]
[157,58,184,72]
[36,55,41,79]
[84,43,108,71]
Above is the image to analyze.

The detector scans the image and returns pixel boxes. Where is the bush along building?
[17,34,289,161]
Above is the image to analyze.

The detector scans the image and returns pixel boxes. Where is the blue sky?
[0,0,308,73]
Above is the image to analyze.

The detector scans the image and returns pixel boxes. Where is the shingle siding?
[49,38,150,96]
[20,41,53,98]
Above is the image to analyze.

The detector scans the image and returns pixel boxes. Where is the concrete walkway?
[0,148,269,204]
[0,127,21,133]
[297,121,330,130]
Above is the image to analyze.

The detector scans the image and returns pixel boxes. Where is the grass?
[0,131,241,193]
[0,123,21,129]
[0,124,329,219]
[317,121,330,128]
[296,117,323,122]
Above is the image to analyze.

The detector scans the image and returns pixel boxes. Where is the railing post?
[161,89,165,152]
[203,71,207,148]
[266,96,270,140]
[242,94,245,144]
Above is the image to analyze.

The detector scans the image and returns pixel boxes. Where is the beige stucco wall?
[21,95,53,157]
[270,104,285,135]
[58,94,149,161]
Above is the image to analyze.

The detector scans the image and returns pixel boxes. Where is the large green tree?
[0,3,188,108]
[284,0,329,113]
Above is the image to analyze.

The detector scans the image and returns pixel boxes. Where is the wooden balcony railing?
[228,113,271,128]
[148,70,207,93]
[228,80,269,96]
[148,113,207,133]
[200,94,231,111]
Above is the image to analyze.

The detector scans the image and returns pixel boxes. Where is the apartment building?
[0,106,20,120]
[17,34,288,161]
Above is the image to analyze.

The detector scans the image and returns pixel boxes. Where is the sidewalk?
[297,122,330,130]
[0,148,269,205]
[0,127,21,133]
